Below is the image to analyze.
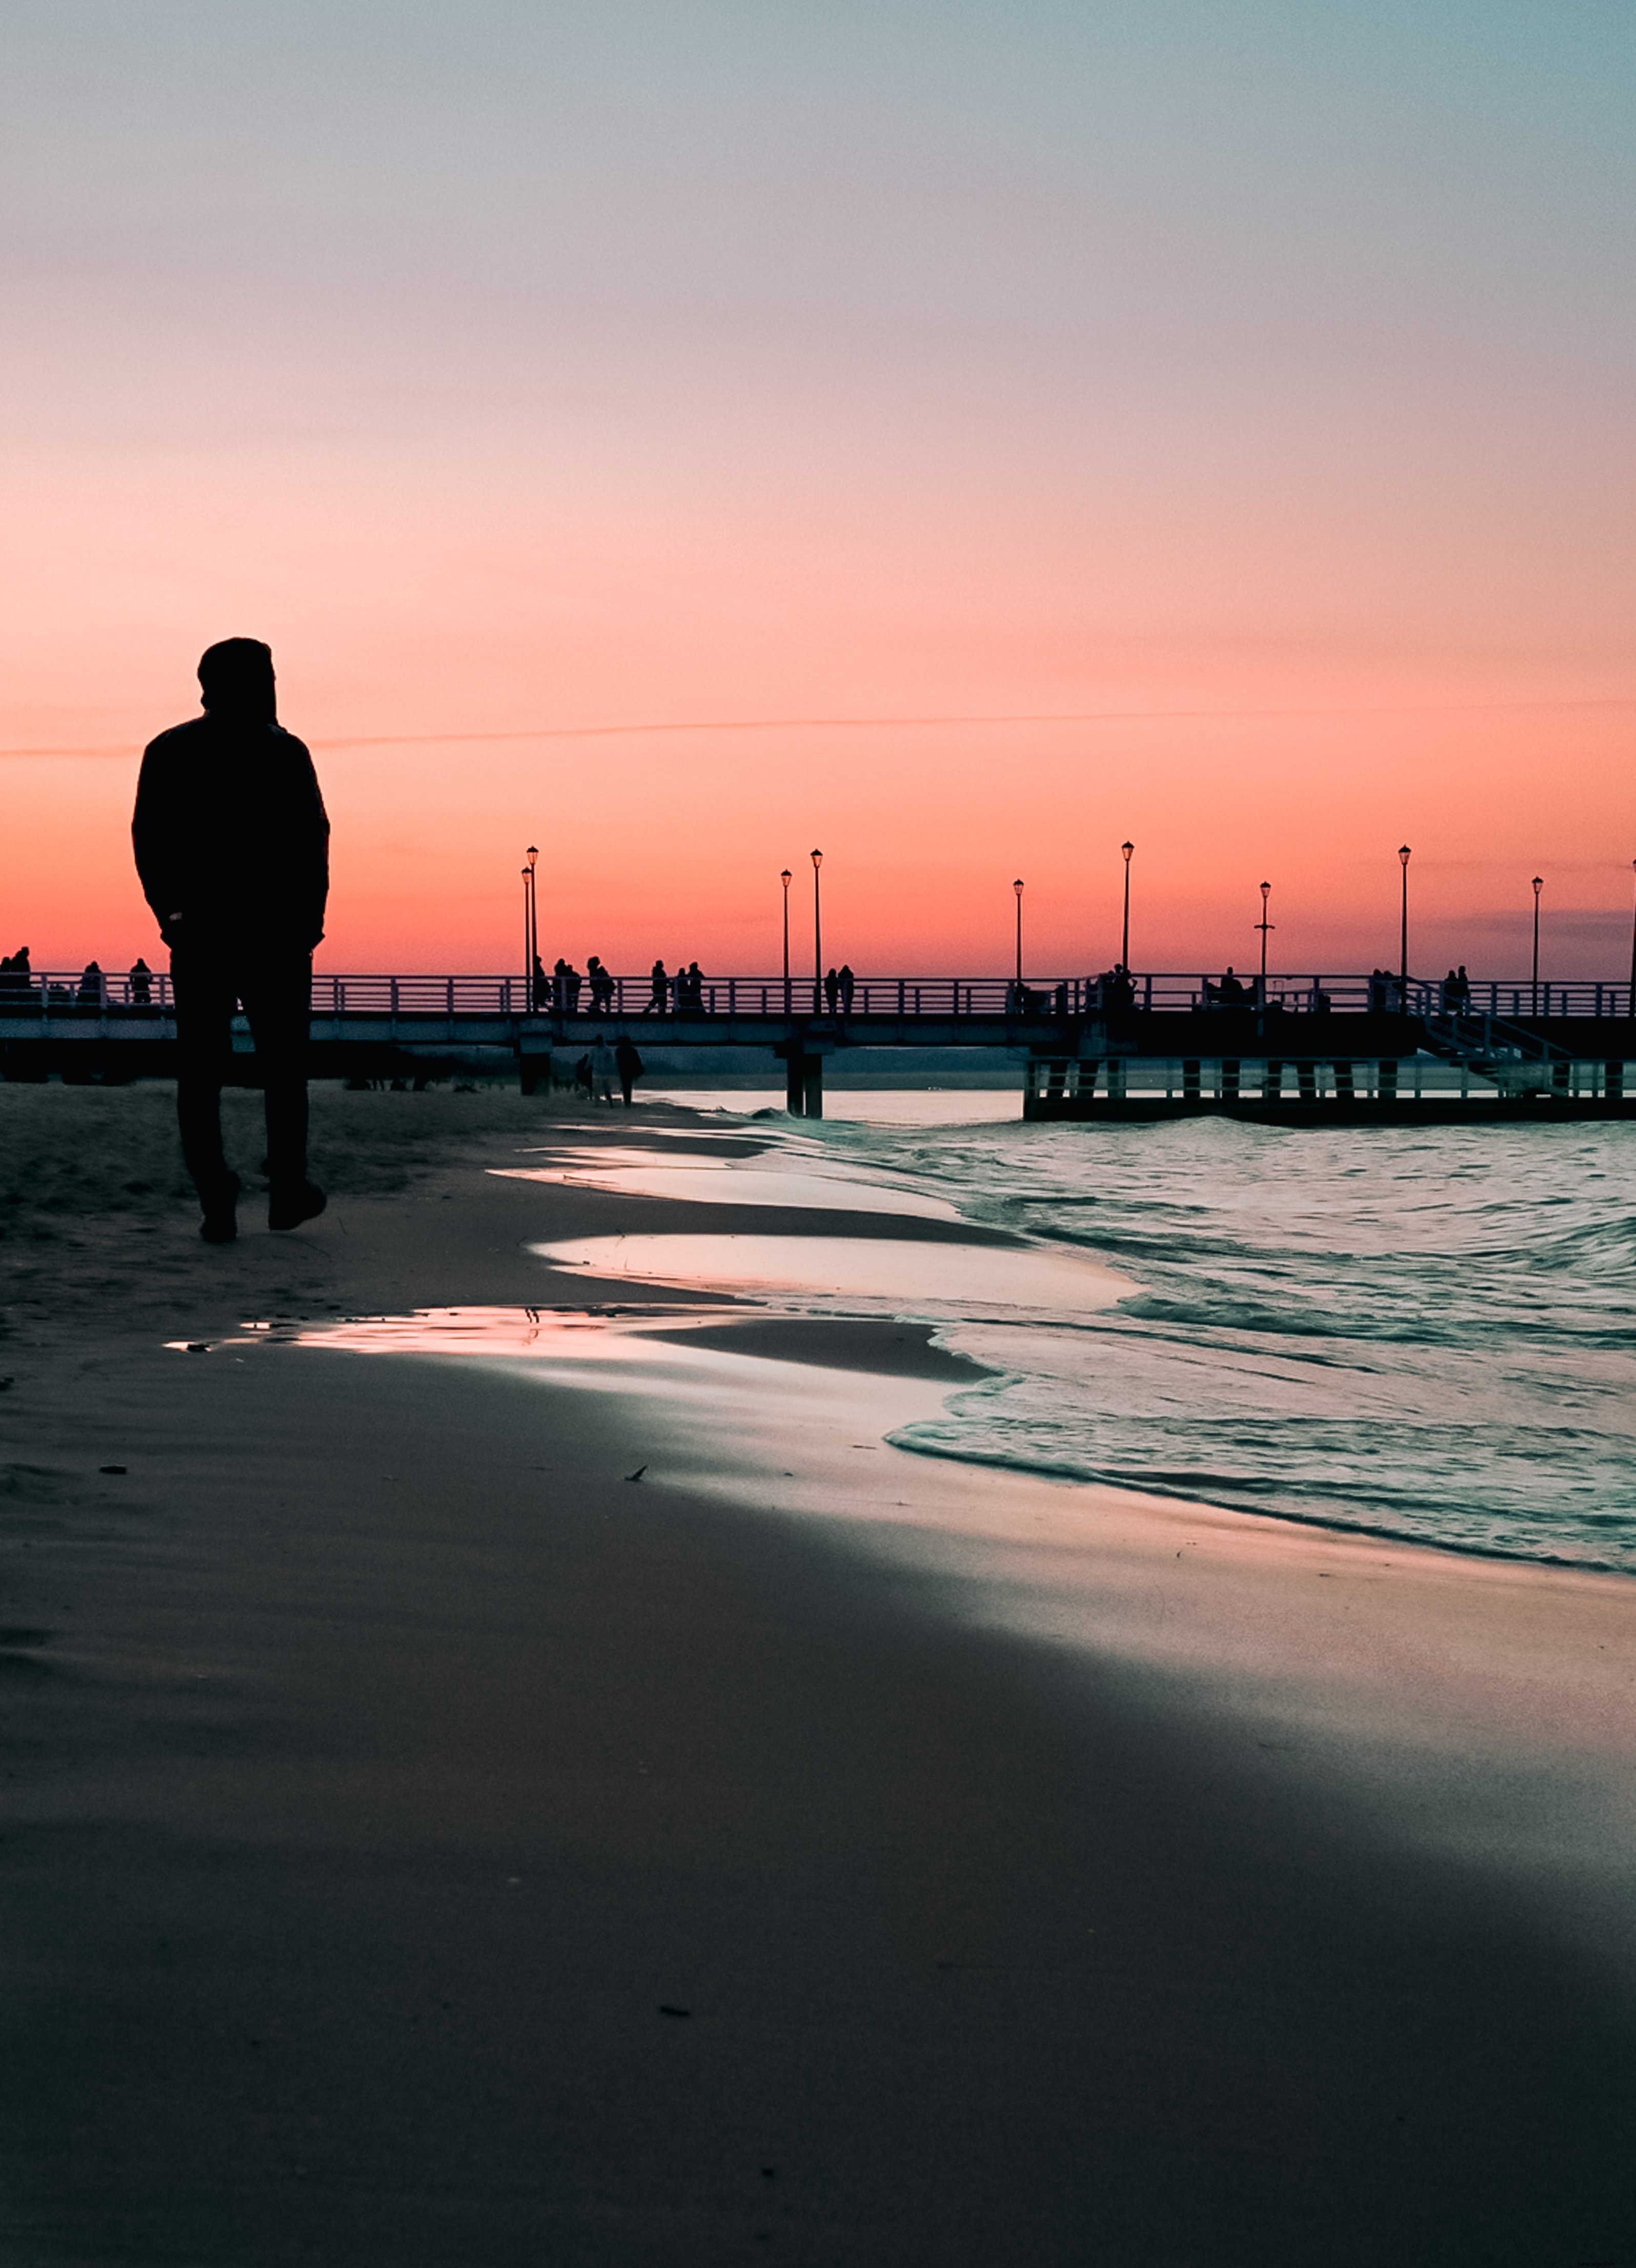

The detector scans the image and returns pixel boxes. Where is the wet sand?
[3,1092,1636,2263]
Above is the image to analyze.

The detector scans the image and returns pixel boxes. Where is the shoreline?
[4,1088,1636,2258]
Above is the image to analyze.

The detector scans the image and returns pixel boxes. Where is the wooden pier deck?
[3,970,1634,1118]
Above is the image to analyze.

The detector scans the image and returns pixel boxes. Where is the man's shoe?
[199,1173,240,1244]
[269,1181,327,1232]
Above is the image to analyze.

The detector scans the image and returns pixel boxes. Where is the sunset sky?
[4,1,1633,977]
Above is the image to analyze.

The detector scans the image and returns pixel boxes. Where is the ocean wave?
[802,1109,1636,1575]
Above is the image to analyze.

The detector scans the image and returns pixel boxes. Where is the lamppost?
[1013,879,1024,986]
[1121,842,1134,969]
[811,849,823,1014]
[1398,845,1410,1010]
[1256,881,1274,991]
[522,844,539,1005]
[1531,875,1543,1015]
[780,868,792,1011]
[1628,859,1636,1018]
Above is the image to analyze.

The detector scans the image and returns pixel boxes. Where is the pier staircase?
[1418,1012,1570,1095]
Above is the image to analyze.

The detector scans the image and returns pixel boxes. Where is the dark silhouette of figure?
[129,957,153,1007]
[531,954,550,1010]
[553,958,569,1011]
[614,1034,643,1106]
[589,1035,616,1103]
[565,963,583,1014]
[587,957,614,1015]
[1454,964,1471,1014]
[686,961,704,1010]
[838,964,855,1014]
[77,961,104,1006]
[1217,967,1246,1005]
[644,960,668,1016]
[823,966,840,1014]
[133,639,328,1243]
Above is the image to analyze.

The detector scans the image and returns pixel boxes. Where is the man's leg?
[239,953,324,1228]
[170,948,240,1238]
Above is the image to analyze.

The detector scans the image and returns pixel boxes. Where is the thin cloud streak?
[7,694,1635,759]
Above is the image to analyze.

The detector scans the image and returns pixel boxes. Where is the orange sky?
[4,4,1633,978]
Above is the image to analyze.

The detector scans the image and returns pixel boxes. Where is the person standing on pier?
[133,638,329,1244]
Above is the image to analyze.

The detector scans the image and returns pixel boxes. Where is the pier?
[4,968,1636,1119]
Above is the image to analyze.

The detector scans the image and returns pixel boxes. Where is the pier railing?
[6,970,1633,1021]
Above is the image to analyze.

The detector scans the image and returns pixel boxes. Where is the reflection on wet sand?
[528,1231,1129,1314]
[493,1147,958,1220]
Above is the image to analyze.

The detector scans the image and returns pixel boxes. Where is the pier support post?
[1379,1059,1398,1101]
[1221,1059,1240,1103]
[785,1052,805,1114]
[1182,1059,1200,1103]
[1264,1059,1283,1101]
[1297,1062,1317,1102]
[1334,1061,1355,1100]
[802,1056,823,1119]
[1606,1062,1623,1102]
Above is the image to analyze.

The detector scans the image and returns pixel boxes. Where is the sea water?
[659,1096,1636,1574]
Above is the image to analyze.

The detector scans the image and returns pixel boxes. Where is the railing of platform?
[4,974,1634,1021]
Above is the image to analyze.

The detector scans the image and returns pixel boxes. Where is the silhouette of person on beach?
[614,1034,643,1106]
[644,959,668,1016]
[133,639,329,1243]
[589,1035,616,1103]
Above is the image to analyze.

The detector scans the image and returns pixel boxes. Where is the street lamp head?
[1399,845,1410,867]
[526,845,538,870]
[780,868,791,886]
[1013,878,1024,897]
[1532,874,1544,896]
[1260,880,1270,901]
[811,849,822,870]
[1121,841,1134,864]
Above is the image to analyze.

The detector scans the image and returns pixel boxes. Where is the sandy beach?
[4,1084,1636,2265]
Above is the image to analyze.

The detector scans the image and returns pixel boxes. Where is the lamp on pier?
[811,850,823,1013]
[1120,842,1134,970]
[1398,845,1410,1010]
[523,844,539,1004]
[1256,881,1274,989]
[780,868,792,1006]
[1532,875,1543,1015]
[1013,878,1024,985]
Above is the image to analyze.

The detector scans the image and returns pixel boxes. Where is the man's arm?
[284,738,330,951]
[131,738,189,944]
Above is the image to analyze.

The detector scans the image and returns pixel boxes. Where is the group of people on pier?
[1,951,157,1008]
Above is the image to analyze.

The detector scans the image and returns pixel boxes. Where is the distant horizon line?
[4,691,1635,758]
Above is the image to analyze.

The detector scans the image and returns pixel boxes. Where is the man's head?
[198,638,276,719]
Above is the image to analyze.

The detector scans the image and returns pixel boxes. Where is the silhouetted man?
[133,639,329,1243]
